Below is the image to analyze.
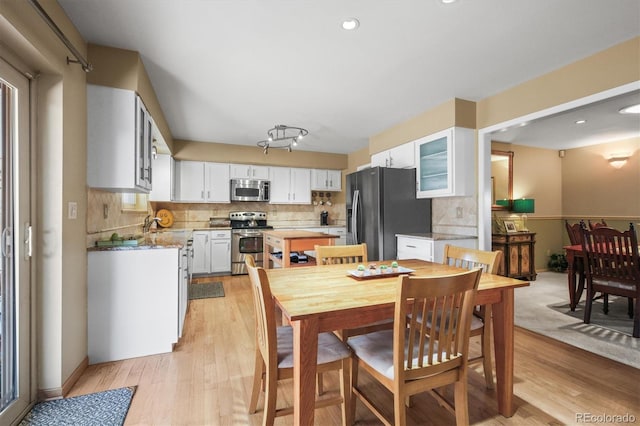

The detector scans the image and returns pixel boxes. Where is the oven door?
[231,230,264,275]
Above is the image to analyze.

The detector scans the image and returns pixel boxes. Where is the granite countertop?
[88,230,193,252]
[395,232,477,241]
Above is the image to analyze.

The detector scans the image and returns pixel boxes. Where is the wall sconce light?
[608,155,629,169]
[512,198,535,231]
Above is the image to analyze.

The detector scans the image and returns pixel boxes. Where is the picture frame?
[503,220,517,233]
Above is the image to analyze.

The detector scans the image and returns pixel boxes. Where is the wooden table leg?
[492,288,515,417]
[292,317,318,426]
[566,250,577,311]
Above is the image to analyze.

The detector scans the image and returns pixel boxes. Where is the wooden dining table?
[564,244,586,311]
[265,258,530,425]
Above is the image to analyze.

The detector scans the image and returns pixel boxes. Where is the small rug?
[189,282,225,299]
[19,386,136,425]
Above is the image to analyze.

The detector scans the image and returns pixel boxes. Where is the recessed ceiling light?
[442,0,457,3]
[619,103,640,114]
[342,18,360,30]
[575,119,587,124]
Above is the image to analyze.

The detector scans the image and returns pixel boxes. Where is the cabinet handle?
[406,245,417,248]
[201,190,204,199]
[207,191,210,199]
[389,157,393,166]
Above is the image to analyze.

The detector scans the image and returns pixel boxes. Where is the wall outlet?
[456,207,463,218]
[103,203,109,219]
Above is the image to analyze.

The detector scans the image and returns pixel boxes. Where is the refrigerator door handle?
[352,190,360,244]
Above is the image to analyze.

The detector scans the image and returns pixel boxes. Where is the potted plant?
[547,252,568,272]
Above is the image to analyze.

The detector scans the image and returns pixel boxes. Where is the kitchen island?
[262,230,338,268]
[87,230,192,364]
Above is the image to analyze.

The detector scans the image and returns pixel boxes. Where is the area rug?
[189,282,225,299]
[19,386,136,425]
[514,271,639,369]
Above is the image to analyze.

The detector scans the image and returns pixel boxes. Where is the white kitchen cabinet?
[371,141,415,169]
[269,167,311,204]
[230,164,269,180]
[311,169,342,191]
[87,84,153,192]
[149,154,173,201]
[328,227,347,245]
[191,230,211,274]
[192,230,231,274]
[396,234,477,263]
[210,230,232,273]
[88,248,181,363]
[415,127,474,198]
[174,161,230,203]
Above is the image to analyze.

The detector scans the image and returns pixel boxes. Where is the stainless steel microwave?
[230,179,270,202]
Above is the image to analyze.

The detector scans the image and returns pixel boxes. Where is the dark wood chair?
[565,220,586,310]
[581,223,640,338]
[588,219,608,230]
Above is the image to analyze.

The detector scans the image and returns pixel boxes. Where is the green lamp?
[512,198,535,231]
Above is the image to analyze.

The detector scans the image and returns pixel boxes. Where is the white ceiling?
[57,0,640,154]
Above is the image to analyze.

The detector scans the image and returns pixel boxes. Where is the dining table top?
[265,258,530,321]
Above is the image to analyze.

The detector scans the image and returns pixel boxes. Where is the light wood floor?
[69,275,640,425]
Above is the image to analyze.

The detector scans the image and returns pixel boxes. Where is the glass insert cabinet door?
[415,127,474,199]
[418,135,449,192]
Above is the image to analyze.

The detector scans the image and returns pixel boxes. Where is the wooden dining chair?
[581,223,640,338]
[315,243,393,341]
[244,255,353,425]
[314,243,368,265]
[439,244,502,389]
[348,268,482,425]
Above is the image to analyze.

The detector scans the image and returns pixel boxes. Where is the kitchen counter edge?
[395,233,477,241]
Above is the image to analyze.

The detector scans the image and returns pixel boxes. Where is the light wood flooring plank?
[68,274,640,425]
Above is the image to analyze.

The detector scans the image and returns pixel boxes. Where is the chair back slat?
[394,269,481,380]
[581,223,640,285]
[442,244,502,275]
[315,243,367,265]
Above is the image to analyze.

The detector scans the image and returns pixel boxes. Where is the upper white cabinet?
[311,169,342,191]
[149,154,173,201]
[87,84,153,192]
[174,161,230,203]
[371,141,415,169]
[415,127,474,198]
[269,167,311,204]
[230,164,269,180]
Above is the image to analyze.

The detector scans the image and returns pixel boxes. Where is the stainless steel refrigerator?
[346,167,432,261]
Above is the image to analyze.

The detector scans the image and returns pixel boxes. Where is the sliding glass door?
[0,58,33,424]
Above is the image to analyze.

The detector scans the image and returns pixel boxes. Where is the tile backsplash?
[87,188,476,247]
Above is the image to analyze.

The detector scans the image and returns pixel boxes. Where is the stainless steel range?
[230,211,273,275]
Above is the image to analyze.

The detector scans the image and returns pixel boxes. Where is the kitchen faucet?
[143,215,162,232]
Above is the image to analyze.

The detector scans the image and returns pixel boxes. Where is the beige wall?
[562,137,640,217]
[172,139,347,169]
[0,0,88,396]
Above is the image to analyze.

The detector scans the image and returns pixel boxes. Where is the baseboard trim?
[37,356,89,401]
